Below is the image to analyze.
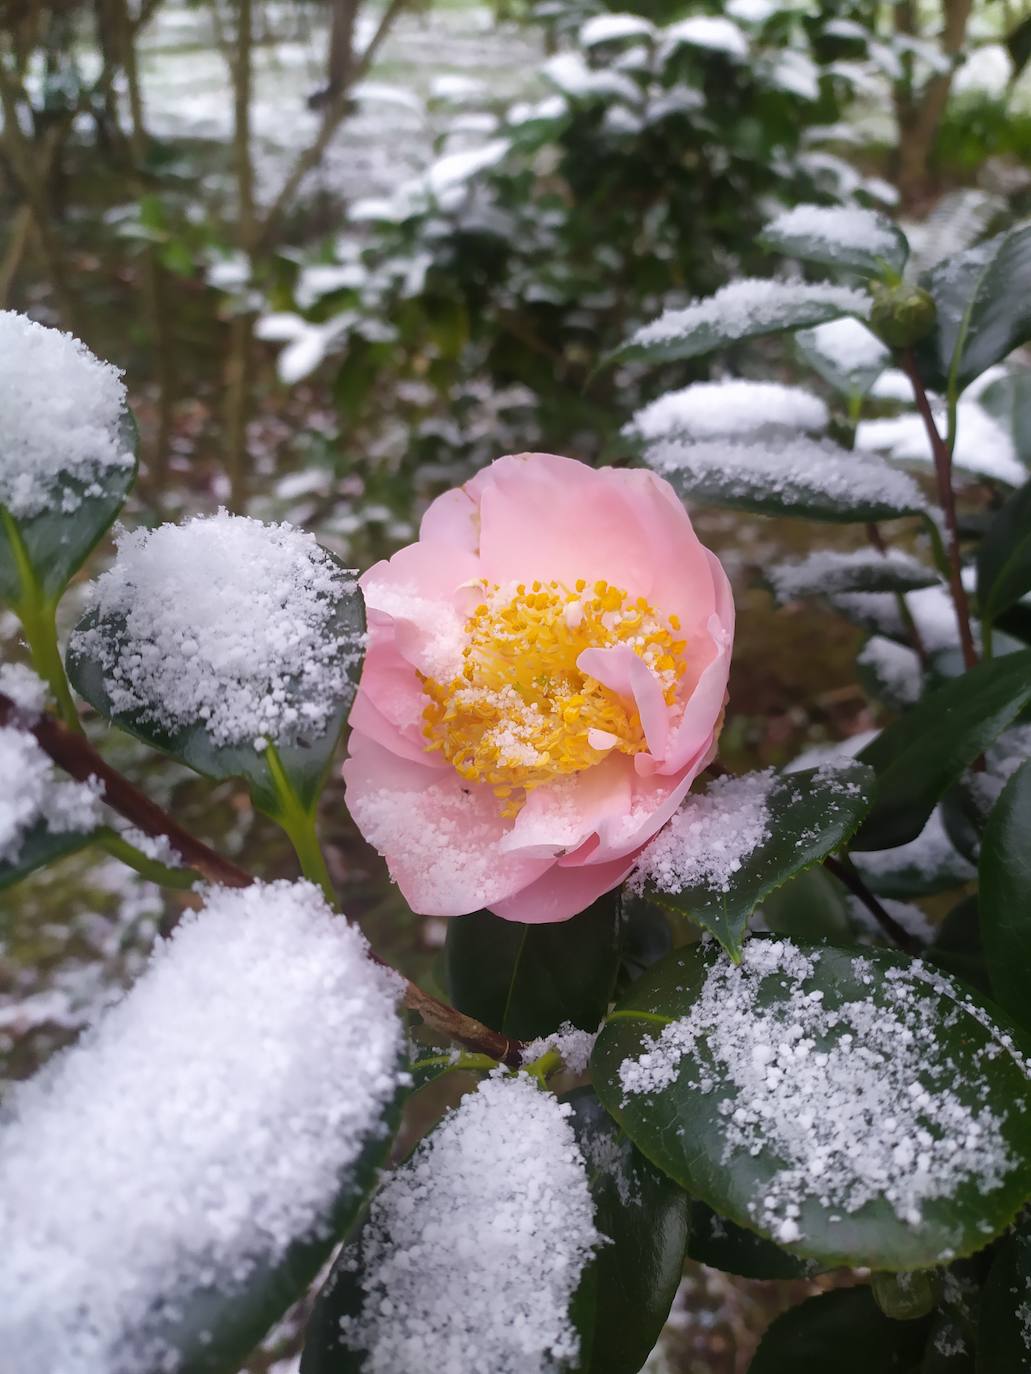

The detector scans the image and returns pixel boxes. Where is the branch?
[901,349,978,672]
[824,854,922,956]
[0,693,523,1066]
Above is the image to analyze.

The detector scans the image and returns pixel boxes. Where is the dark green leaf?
[927,896,990,997]
[857,635,925,714]
[0,409,137,606]
[641,763,873,961]
[592,941,1031,1270]
[0,820,99,892]
[66,550,363,814]
[760,208,909,278]
[610,283,867,365]
[750,1286,931,1373]
[977,1213,1031,1372]
[771,552,939,601]
[687,1201,815,1279]
[979,760,1031,1030]
[795,320,890,397]
[567,1089,690,1374]
[915,224,1031,394]
[852,650,1031,851]
[1007,13,1031,79]
[978,372,1031,467]
[446,891,623,1041]
[852,811,975,899]
[977,477,1031,627]
[757,865,854,942]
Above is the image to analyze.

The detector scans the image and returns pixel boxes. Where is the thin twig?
[824,853,922,956]
[0,693,523,1065]
[900,349,978,672]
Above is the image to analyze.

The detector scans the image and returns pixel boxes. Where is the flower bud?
[871,1268,941,1320]
[869,282,937,349]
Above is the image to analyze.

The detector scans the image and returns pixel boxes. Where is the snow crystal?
[0,726,103,865]
[856,635,923,705]
[630,280,869,351]
[769,548,933,602]
[522,1021,599,1075]
[72,511,360,750]
[0,661,47,717]
[646,434,925,516]
[626,379,827,445]
[0,312,134,519]
[619,941,1017,1241]
[631,770,775,896]
[857,400,1024,487]
[764,203,899,259]
[339,1073,601,1373]
[796,316,890,377]
[660,16,748,59]
[0,881,405,1374]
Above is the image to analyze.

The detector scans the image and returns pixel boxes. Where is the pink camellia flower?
[343,453,734,923]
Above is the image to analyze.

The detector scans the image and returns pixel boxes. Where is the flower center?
[421,579,687,812]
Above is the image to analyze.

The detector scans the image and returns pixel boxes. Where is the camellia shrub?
[2,204,1031,1371]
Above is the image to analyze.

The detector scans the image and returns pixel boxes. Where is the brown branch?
[0,693,522,1065]
[824,854,922,956]
[901,350,978,672]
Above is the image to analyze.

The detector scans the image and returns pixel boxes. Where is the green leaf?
[915,224,1031,394]
[0,819,99,892]
[566,1089,690,1374]
[978,372,1031,466]
[0,409,137,606]
[770,551,940,600]
[750,1286,931,1372]
[852,650,1031,851]
[592,941,1031,1270]
[795,320,890,398]
[757,865,854,942]
[162,1080,406,1374]
[649,441,926,523]
[65,550,363,815]
[760,207,909,278]
[977,477,1031,628]
[927,895,991,997]
[687,1201,815,1279]
[852,811,975,899]
[977,1214,1031,1372]
[445,891,623,1041]
[640,763,874,961]
[979,760,1031,1030]
[610,282,868,365]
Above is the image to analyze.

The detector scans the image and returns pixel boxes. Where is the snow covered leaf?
[795,317,891,398]
[566,1089,690,1374]
[768,549,939,602]
[624,380,828,448]
[979,761,1031,1031]
[301,1074,602,1374]
[760,204,909,278]
[687,1201,815,1280]
[0,819,99,894]
[659,15,748,60]
[610,280,869,365]
[0,314,138,605]
[852,650,1031,851]
[977,1214,1031,1371]
[0,883,408,1374]
[629,763,874,962]
[446,891,622,1041]
[643,435,926,523]
[856,635,924,712]
[978,369,1031,465]
[749,1286,933,1371]
[915,224,1031,393]
[66,514,365,814]
[579,13,655,46]
[852,809,974,899]
[592,940,1031,1270]
[977,477,1031,629]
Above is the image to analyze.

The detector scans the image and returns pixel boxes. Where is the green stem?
[97,828,200,888]
[264,742,336,906]
[410,1051,499,1076]
[0,508,81,731]
[523,1048,562,1085]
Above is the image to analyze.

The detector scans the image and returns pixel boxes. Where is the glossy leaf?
[567,1089,690,1374]
[978,371,1031,466]
[687,1202,815,1279]
[0,410,137,606]
[757,865,853,942]
[66,551,363,815]
[445,891,623,1041]
[770,552,939,601]
[852,650,1031,851]
[977,1216,1031,1372]
[915,224,1031,394]
[795,321,890,397]
[750,1286,931,1372]
[760,208,909,277]
[979,760,1031,1030]
[852,810,975,899]
[641,763,873,961]
[0,820,99,893]
[977,476,1031,628]
[592,941,1031,1270]
[927,896,990,997]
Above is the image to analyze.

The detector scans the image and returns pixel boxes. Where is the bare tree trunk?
[894,0,974,208]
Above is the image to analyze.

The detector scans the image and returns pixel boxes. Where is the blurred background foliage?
[2,1,1031,1368]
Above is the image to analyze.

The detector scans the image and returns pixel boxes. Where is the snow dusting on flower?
[0,727,103,867]
[618,940,1019,1246]
[630,280,869,350]
[626,379,827,445]
[0,881,405,1373]
[630,770,775,895]
[0,311,133,519]
[72,511,361,749]
[338,1073,601,1373]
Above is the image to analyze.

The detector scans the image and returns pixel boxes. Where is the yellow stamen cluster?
[422,579,687,813]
